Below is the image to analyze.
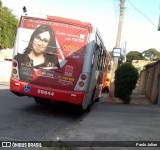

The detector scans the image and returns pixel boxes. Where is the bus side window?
[108,64,111,72]
[100,44,105,71]
[96,45,100,70]
[91,44,99,69]
[102,51,106,71]
[91,54,95,68]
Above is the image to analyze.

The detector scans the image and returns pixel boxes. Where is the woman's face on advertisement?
[32,31,51,55]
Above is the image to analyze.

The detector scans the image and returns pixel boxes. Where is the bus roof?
[21,13,93,30]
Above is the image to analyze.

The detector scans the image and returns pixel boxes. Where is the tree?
[118,54,124,65]
[142,48,160,61]
[0,1,18,49]
[114,63,139,104]
[126,51,145,63]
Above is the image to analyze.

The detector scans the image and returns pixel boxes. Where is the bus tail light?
[74,73,88,91]
[80,74,86,80]
[13,61,17,67]
[79,81,84,87]
[12,69,17,74]
[11,60,20,80]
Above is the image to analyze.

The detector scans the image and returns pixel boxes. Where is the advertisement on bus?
[12,16,90,91]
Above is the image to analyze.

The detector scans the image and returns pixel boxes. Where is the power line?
[127,0,158,30]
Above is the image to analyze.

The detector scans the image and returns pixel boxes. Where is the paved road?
[0,86,89,142]
[63,94,160,150]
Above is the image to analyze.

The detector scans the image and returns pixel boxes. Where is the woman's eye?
[43,39,49,43]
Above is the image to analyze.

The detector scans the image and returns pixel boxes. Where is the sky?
[2,0,160,53]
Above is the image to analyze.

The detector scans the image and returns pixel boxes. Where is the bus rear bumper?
[10,78,85,105]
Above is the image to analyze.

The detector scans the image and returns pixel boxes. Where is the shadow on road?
[0,86,89,120]
[22,100,88,118]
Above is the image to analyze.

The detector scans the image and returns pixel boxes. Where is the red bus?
[10,13,110,111]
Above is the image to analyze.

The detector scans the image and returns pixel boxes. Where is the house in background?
[138,60,160,105]
[132,60,155,72]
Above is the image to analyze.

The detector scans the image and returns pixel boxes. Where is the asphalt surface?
[0,87,89,140]
[61,94,160,150]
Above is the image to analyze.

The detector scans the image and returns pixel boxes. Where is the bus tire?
[77,105,90,113]
[76,105,85,115]
[95,97,100,102]
[85,104,91,112]
[85,87,96,112]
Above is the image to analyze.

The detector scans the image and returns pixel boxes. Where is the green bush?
[114,63,139,104]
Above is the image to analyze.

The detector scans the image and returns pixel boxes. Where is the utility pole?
[158,14,160,31]
[110,0,125,99]
[124,41,127,62]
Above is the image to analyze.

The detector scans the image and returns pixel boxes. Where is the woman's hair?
[23,24,60,68]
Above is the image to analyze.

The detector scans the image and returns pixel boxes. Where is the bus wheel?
[76,105,85,115]
[85,104,91,112]
[34,97,51,104]
[77,104,90,114]
[85,89,95,112]
[95,97,100,102]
